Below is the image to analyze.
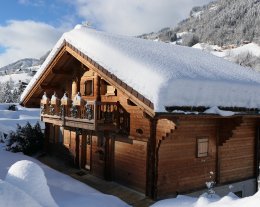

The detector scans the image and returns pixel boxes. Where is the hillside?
[176,0,260,46]
[139,0,260,70]
[0,58,39,75]
[0,51,49,84]
[0,52,49,103]
[140,0,260,46]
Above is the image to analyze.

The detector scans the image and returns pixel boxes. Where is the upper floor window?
[100,79,116,96]
[84,79,93,96]
[106,85,116,96]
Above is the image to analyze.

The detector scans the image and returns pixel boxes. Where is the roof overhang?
[21,41,155,117]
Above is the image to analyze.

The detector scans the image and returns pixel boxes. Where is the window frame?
[196,137,209,158]
[84,79,94,96]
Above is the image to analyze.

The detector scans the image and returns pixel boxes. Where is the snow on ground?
[0,179,42,207]
[0,149,129,207]
[227,43,260,58]
[193,42,260,59]
[21,25,260,112]
[0,103,41,134]
[0,73,31,84]
[5,160,58,207]
[151,191,260,207]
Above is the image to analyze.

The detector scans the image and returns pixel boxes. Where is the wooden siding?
[114,139,147,192]
[156,116,259,198]
[90,134,105,178]
[156,118,217,198]
[219,118,256,183]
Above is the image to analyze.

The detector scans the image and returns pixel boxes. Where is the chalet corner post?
[255,125,260,190]
[104,131,114,181]
[146,117,158,199]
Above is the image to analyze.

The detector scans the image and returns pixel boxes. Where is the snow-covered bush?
[6,122,44,155]
[7,104,17,111]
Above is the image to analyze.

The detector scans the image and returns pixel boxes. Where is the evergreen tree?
[6,122,44,155]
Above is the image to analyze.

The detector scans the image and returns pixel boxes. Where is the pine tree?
[6,122,44,155]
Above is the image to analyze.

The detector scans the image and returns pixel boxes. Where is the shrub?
[8,104,17,111]
[6,122,44,155]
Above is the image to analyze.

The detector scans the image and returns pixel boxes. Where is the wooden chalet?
[21,25,260,199]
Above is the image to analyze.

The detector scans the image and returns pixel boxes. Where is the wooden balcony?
[40,100,130,133]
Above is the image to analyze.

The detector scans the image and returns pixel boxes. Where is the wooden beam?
[22,43,67,106]
[52,72,74,79]
[40,84,60,90]
[52,69,70,75]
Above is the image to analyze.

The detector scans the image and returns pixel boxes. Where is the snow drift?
[5,160,58,207]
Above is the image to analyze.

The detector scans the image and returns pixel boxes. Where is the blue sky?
[0,1,77,26]
[0,0,213,67]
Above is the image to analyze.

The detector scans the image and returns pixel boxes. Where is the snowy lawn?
[151,190,260,207]
[0,148,129,207]
[0,103,41,134]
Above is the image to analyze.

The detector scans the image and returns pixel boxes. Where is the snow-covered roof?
[21,25,260,112]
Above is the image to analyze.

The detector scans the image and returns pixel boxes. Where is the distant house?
[21,25,260,199]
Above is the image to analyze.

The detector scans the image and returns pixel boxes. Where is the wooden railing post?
[94,100,97,130]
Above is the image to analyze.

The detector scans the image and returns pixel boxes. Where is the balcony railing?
[40,94,129,133]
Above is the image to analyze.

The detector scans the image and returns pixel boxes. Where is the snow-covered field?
[0,73,31,84]
[193,42,260,58]
[152,191,260,207]
[193,42,260,70]
[0,103,41,135]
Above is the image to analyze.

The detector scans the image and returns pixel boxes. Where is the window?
[63,129,71,146]
[106,85,116,96]
[84,80,93,96]
[197,137,209,158]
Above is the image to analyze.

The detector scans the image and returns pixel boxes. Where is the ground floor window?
[197,137,209,158]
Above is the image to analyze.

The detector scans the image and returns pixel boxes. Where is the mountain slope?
[139,0,260,71]
[140,0,260,46]
[0,58,40,74]
[176,0,260,46]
